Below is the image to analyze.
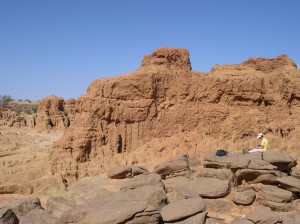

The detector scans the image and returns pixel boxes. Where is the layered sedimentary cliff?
[49,48,300,182]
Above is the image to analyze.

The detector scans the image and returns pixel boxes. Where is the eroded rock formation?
[50,47,300,182]
[35,95,75,130]
[0,96,76,130]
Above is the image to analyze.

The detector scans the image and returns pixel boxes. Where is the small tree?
[0,95,14,108]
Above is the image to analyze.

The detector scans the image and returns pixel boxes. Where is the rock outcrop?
[0,96,76,130]
[35,95,75,130]
[0,108,35,128]
[1,153,300,223]
[49,47,300,182]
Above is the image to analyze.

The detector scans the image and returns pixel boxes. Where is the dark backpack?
[216,149,228,157]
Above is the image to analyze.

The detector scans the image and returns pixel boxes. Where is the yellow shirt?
[261,138,268,151]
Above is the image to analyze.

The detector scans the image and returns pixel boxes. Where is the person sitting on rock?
[247,133,268,153]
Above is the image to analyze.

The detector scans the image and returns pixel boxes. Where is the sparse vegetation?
[1,94,38,114]
[0,95,14,108]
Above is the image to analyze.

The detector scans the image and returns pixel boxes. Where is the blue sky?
[1,0,299,101]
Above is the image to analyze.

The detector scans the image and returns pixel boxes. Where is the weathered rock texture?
[49,47,300,182]
[0,108,35,128]
[0,96,76,130]
[35,95,76,130]
[1,153,300,224]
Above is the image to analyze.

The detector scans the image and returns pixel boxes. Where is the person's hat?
[257,133,263,139]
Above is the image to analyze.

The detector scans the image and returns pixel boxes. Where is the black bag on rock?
[216,149,228,157]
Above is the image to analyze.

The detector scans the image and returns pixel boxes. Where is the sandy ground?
[0,126,63,185]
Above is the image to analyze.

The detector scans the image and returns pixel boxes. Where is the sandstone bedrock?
[47,47,300,182]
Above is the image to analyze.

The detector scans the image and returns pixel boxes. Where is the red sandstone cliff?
[49,48,300,182]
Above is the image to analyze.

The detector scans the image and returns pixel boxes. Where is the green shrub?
[14,108,22,114]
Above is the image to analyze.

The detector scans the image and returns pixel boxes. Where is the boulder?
[58,200,161,224]
[204,152,250,169]
[120,173,162,190]
[258,185,293,203]
[153,155,189,179]
[232,218,255,224]
[107,165,148,179]
[0,197,42,217]
[188,177,229,198]
[280,211,300,224]
[166,211,207,224]
[248,159,277,170]
[204,198,231,212]
[204,152,267,170]
[160,198,206,222]
[277,176,300,192]
[166,185,199,203]
[245,206,281,223]
[258,185,293,211]
[125,205,162,224]
[98,184,167,208]
[131,166,148,176]
[195,168,233,181]
[291,167,300,179]
[263,151,297,171]
[235,169,287,184]
[233,189,256,205]
[19,209,56,224]
[0,207,19,224]
[107,165,133,179]
[46,197,76,218]
[163,176,199,202]
[67,175,118,202]
[259,200,292,211]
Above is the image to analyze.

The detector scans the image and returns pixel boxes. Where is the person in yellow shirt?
[247,133,268,153]
[259,133,269,151]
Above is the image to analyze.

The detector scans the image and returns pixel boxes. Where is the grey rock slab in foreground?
[46,196,76,218]
[120,173,162,190]
[160,198,206,222]
[245,206,281,223]
[96,184,167,208]
[188,177,229,198]
[58,200,160,224]
[277,176,300,192]
[235,169,287,184]
[258,185,293,203]
[195,168,233,181]
[19,209,56,224]
[231,218,254,224]
[233,189,256,205]
[167,211,207,224]
[107,165,133,179]
[263,151,297,171]
[67,175,122,202]
[204,152,263,169]
[163,176,199,202]
[153,154,189,178]
[248,159,277,170]
[0,197,42,217]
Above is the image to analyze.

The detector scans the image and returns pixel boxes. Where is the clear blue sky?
[1,0,299,101]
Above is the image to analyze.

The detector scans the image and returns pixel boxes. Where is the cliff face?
[49,48,300,182]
